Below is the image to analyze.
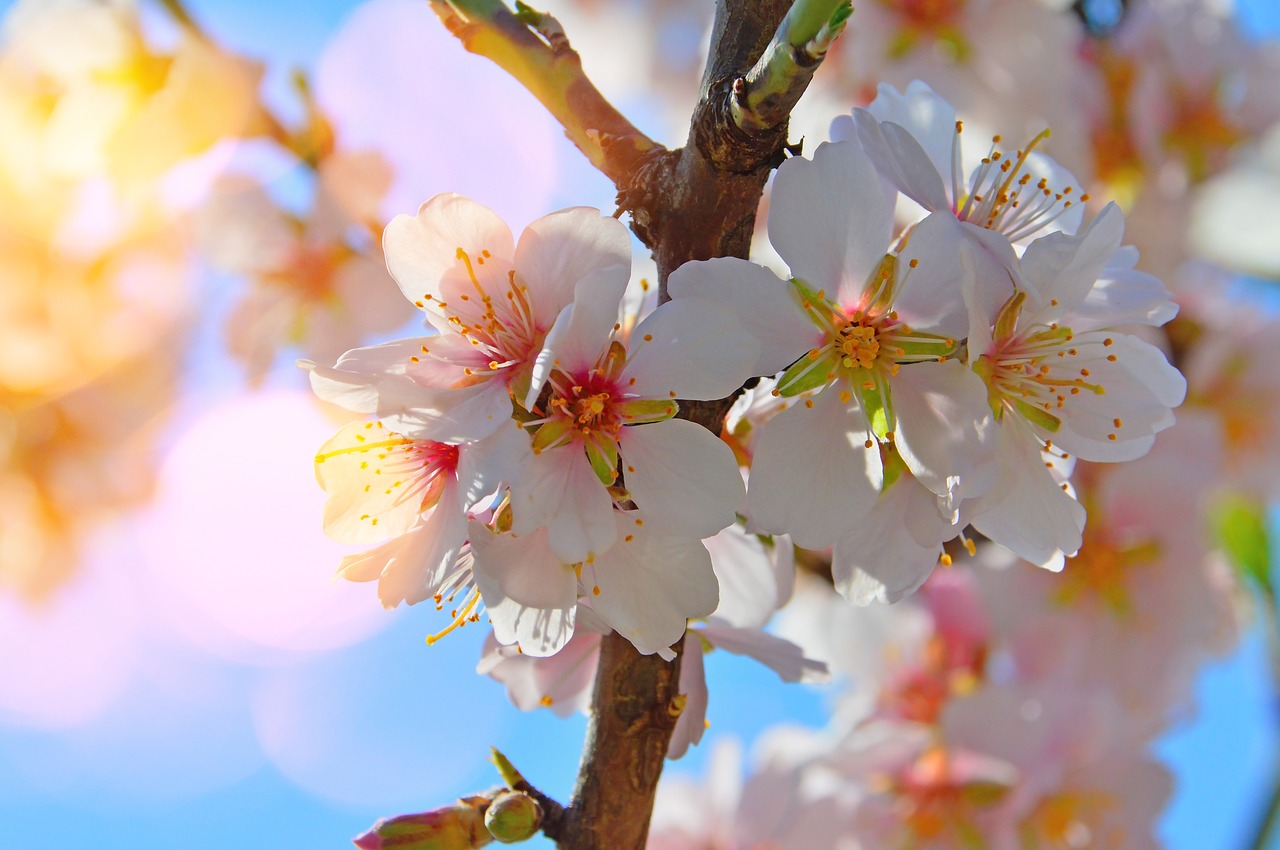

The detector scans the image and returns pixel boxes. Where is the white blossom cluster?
[307,82,1184,677]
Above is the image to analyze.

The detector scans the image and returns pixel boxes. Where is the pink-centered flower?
[307,195,632,443]
[314,417,527,609]
[510,295,754,564]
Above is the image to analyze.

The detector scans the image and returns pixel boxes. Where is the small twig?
[428,0,664,190]
[731,0,852,134]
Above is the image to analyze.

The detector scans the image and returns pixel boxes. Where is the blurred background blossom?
[1,1,1279,848]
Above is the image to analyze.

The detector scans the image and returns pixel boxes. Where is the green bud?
[353,796,494,850]
[483,790,543,844]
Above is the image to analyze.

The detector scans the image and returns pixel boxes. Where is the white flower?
[964,204,1185,568]
[314,418,527,609]
[671,139,994,549]
[308,195,632,443]
[511,296,753,564]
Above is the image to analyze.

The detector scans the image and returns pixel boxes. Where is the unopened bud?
[483,790,543,843]
[353,796,493,849]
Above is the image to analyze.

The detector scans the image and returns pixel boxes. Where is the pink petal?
[383,193,515,306]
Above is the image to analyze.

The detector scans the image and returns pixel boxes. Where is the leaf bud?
[483,790,544,843]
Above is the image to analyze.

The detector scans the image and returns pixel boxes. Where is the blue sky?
[3,1,1280,848]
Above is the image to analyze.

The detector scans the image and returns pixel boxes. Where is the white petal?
[768,139,896,306]
[1021,203,1125,314]
[831,474,951,605]
[471,525,579,657]
[891,360,996,503]
[383,194,515,305]
[337,504,469,608]
[699,619,829,683]
[478,629,602,717]
[852,107,950,212]
[747,388,882,548]
[666,631,708,760]
[1048,334,1184,461]
[528,269,627,405]
[306,339,513,443]
[589,521,718,659]
[380,379,513,444]
[624,299,759,401]
[706,526,792,629]
[969,420,1084,570]
[456,422,531,508]
[865,80,957,193]
[667,258,818,377]
[1069,262,1178,330]
[511,447,617,564]
[619,419,744,539]
[514,206,632,328]
[894,212,1006,339]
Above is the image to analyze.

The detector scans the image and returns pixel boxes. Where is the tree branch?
[553,631,685,850]
[732,0,852,133]
[424,3,851,849]
[427,0,664,189]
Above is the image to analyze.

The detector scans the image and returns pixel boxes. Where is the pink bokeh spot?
[315,0,562,228]
[138,390,393,660]
[0,545,140,729]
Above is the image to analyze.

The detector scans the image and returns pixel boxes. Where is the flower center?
[1164,89,1243,182]
[314,421,461,520]
[952,125,1088,243]
[1025,790,1117,850]
[975,293,1112,434]
[1053,520,1159,618]
[891,0,965,32]
[840,324,881,370]
[571,391,612,430]
[409,247,541,382]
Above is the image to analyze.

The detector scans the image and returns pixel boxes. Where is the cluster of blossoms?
[309,81,1185,701]
[648,421,1236,849]
[308,194,758,658]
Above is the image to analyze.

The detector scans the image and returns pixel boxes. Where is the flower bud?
[483,790,543,843]
[353,796,494,849]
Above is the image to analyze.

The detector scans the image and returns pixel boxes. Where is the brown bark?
[549,631,685,849]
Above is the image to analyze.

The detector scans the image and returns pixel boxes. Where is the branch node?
[513,0,572,54]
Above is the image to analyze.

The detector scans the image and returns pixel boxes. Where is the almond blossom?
[313,417,527,610]
[963,204,1185,568]
[510,295,753,564]
[669,138,995,562]
[308,195,633,443]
